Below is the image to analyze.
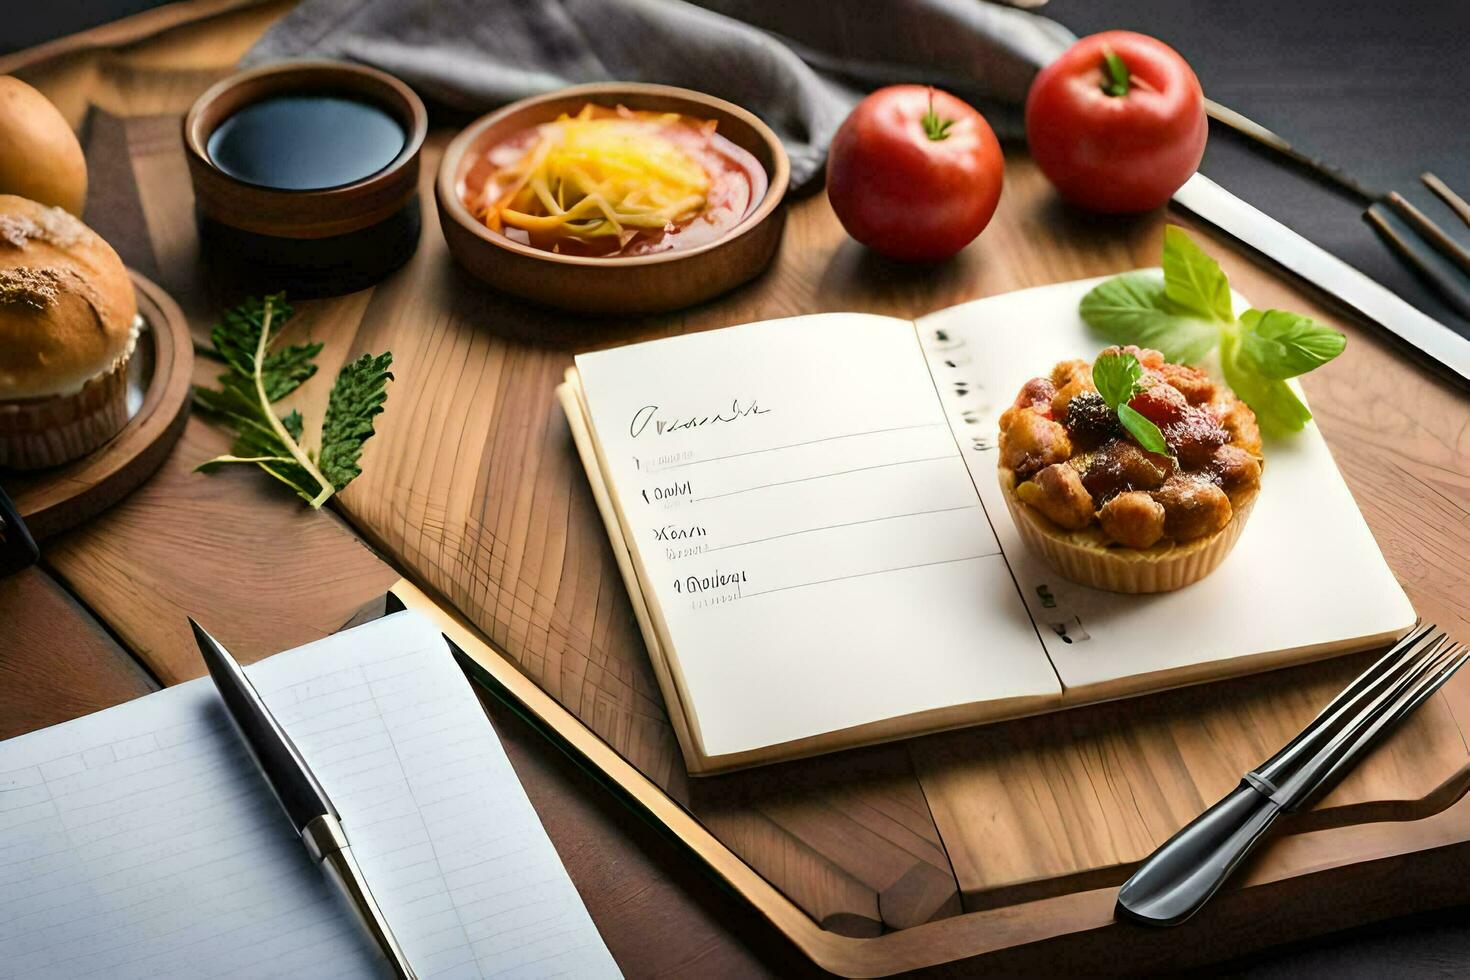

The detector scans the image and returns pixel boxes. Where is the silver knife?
[190,619,417,979]
[1172,172,1470,383]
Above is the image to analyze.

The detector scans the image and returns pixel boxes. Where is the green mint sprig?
[1080,226,1346,434]
[1092,351,1172,457]
[193,294,393,508]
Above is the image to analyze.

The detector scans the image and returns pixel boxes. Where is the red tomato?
[826,85,1004,262]
[1025,31,1207,213]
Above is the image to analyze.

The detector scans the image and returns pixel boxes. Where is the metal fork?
[1205,100,1470,318]
[1115,624,1469,926]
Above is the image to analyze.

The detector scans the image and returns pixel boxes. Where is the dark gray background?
[7,1,1470,975]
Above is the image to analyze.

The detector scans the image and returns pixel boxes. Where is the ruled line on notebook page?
[0,611,620,980]
[650,421,949,471]
[575,313,1060,758]
[690,452,959,502]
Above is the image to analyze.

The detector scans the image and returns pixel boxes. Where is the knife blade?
[1172,172,1470,384]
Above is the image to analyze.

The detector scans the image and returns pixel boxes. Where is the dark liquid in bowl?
[207,95,406,190]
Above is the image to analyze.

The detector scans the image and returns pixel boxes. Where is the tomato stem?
[921,87,955,141]
[1100,47,1131,97]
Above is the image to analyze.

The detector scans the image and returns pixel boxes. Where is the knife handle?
[0,483,39,577]
[1115,781,1282,927]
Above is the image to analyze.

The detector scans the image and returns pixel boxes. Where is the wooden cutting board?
[112,110,1470,973]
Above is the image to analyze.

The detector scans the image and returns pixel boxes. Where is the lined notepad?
[0,612,619,979]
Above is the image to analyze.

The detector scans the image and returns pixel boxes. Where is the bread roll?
[0,76,87,215]
[0,194,136,401]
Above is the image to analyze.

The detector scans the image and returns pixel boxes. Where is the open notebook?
[0,611,619,979]
[558,275,1414,774]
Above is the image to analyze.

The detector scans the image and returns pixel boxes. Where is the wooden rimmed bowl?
[436,82,790,315]
[183,60,428,296]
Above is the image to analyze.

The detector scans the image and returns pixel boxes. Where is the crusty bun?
[0,194,136,401]
[0,77,87,215]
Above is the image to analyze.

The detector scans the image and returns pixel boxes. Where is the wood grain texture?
[14,0,1470,970]
[0,567,156,738]
[8,272,192,540]
[41,413,400,683]
[110,99,1470,946]
[410,575,1470,977]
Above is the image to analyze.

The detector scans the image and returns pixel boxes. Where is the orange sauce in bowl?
[459,104,768,258]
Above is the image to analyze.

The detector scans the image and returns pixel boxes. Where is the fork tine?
[1257,626,1444,784]
[1273,640,1449,800]
[1281,643,1468,809]
[1307,646,1469,799]
[1423,172,1470,229]
[1385,192,1470,277]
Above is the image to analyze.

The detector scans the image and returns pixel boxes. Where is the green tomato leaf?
[1221,331,1313,435]
[1238,308,1347,379]
[1162,226,1234,323]
[1117,403,1172,456]
[1079,272,1220,364]
[1091,350,1144,409]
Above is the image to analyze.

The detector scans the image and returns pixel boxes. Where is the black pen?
[190,619,417,979]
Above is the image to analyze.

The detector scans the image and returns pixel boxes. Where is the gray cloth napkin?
[244,0,1075,192]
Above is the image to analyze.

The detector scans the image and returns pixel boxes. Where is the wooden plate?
[436,82,790,315]
[5,271,192,540]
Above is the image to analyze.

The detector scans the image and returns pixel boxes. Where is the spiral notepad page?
[562,278,1412,773]
[0,611,619,980]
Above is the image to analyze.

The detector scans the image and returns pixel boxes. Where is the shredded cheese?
[483,104,711,246]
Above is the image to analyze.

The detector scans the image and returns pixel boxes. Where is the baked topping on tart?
[999,345,1262,550]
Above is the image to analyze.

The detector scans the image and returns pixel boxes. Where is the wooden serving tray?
[114,110,1470,975]
[7,271,192,539]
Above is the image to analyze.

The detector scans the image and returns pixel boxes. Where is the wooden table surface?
[5,2,1470,976]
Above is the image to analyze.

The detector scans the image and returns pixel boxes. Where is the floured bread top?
[0,194,137,400]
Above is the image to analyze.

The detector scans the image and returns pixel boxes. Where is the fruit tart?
[997,345,1263,593]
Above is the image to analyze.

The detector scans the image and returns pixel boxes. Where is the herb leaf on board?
[319,352,395,491]
[193,295,393,507]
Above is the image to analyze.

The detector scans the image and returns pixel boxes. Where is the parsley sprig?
[1080,226,1346,434]
[193,294,393,508]
[1092,351,1172,456]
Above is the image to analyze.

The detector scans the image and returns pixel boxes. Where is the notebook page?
[0,611,619,979]
[918,276,1413,697]
[574,314,1058,759]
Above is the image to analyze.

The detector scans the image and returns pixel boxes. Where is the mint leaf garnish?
[1092,351,1172,457]
[1079,272,1218,364]
[1117,403,1172,456]
[1080,226,1346,439]
[1238,308,1347,379]
[1221,331,1313,434]
[1161,225,1234,323]
[1092,349,1144,407]
[193,295,393,508]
